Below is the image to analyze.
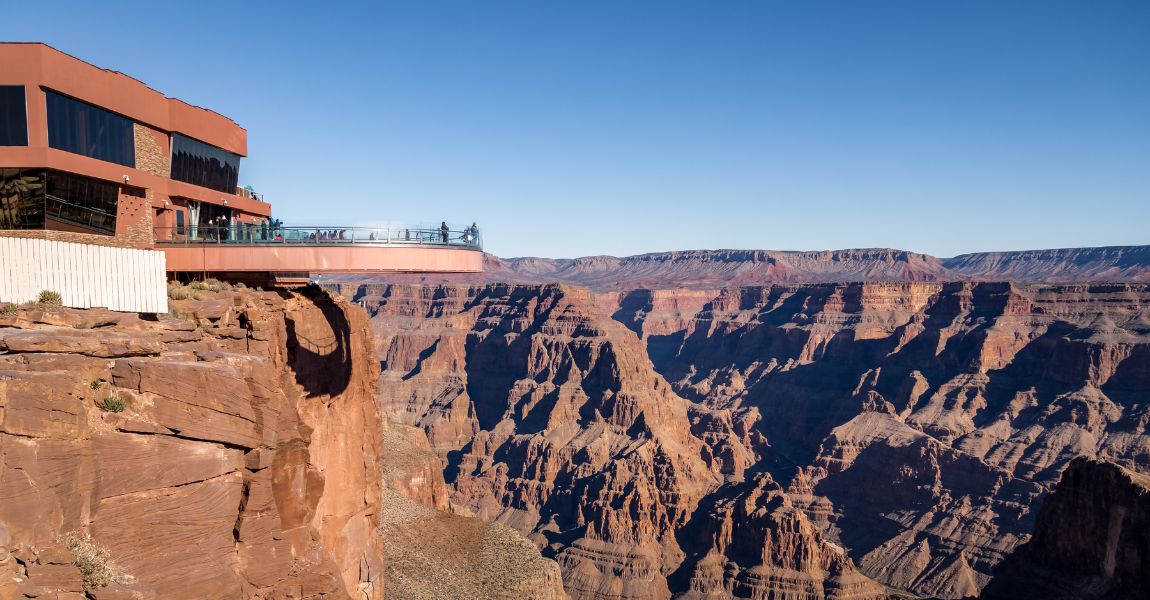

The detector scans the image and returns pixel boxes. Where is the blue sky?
[6,1,1148,258]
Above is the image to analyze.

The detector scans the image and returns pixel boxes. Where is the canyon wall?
[981,456,1150,600]
[325,245,1150,290]
[340,280,1150,599]
[0,288,384,599]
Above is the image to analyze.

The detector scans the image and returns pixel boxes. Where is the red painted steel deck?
[160,244,483,274]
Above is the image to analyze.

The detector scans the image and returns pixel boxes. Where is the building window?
[44,171,119,234]
[0,86,28,146]
[46,90,135,167]
[0,169,44,229]
[170,134,240,193]
[0,169,118,235]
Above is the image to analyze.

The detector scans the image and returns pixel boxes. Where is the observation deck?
[155,225,483,282]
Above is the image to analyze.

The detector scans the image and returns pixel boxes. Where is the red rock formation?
[343,280,1150,600]
[674,473,886,600]
[980,457,1150,600]
[351,283,887,600]
[0,288,383,599]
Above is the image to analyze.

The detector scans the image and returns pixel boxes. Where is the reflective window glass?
[0,169,44,229]
[0,86,28,146]
[170,134,240,193]
[44,170,119,234]
[46,91,135,167]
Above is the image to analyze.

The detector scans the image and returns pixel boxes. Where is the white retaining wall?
[0,237,168,313]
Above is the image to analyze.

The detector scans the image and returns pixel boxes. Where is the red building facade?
[0,42,270,249]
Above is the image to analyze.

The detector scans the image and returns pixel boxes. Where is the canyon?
[340,274,1150,599]
[2,244,1149,599]
[0,287,566,599]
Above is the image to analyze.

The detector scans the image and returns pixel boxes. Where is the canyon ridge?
[332,244,1150,599]
[2,245,1149,599]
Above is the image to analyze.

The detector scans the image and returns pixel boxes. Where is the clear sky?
[6,1,1148,258]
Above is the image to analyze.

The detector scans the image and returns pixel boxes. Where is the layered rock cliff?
[980,457,1150,600]
[325,245,1150,290]
[343,283,895,599]
[0,288,384,599]
[339,280,1150,599]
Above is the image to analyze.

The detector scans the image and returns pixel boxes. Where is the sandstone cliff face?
[980,457,1150,600]
[341,281,1150,600]
[343,283,889,600]
[0,288,383,599]
[648,282,1150,598]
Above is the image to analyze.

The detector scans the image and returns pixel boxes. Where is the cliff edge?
[0,287,384,599]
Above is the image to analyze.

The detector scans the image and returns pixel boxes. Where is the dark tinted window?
[0,169,44,229]
[46,91,135,167]
[0,86,28,146]
[44,170,119,234]
[170,134,240,193]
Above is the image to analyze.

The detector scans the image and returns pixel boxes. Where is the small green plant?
[89,379,103,390]
[189,281,209,291]
[37,290,62,305]
[58,531,117,590]
[0,302,16,316]
[96,396,126,413]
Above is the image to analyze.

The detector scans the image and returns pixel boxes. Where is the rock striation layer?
[338,280,1150,600]
[0,289,384,599]
[343,283,894,599]
[325,245,1150,291]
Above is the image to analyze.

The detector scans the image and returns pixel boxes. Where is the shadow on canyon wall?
[284,286,354,397]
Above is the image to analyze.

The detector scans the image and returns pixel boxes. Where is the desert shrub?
[203,278,234,292]
[189,281,209,291]
[0,303,16,316]
[59,531,116,589]
[89,379,102,390]
[97,396,126,413]
[37,290,63,305]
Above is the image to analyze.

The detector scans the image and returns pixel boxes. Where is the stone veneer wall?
[133,123,171,178]
[115,191,155,248]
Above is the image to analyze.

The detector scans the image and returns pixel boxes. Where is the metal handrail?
[153,225,483,250]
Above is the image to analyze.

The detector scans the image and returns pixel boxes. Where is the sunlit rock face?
[343,280,1150,600]
[0,289,384,599]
